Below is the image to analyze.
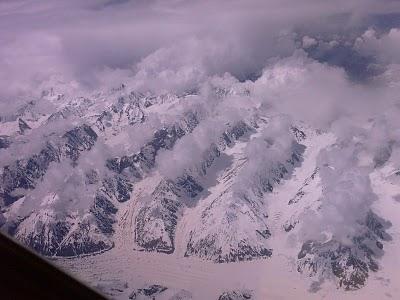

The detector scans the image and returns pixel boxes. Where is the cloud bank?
[1,0,400,101]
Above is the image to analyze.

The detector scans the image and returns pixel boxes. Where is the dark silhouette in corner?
[0,232,106,299]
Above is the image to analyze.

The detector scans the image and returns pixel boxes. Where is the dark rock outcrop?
[18,118,31,134]
[0,136,11,149]
[297,211,392,290]
[218,289,253,300]
[135,180,182,254]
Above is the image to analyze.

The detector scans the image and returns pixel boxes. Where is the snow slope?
[54,128,400,299]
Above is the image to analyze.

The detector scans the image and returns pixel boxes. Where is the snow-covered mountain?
[0,73,398,300]
[3,1,400,299]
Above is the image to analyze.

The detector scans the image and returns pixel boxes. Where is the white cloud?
[355,28,400,63]
[302,36,318,49]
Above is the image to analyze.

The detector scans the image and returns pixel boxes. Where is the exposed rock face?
[135,180,183,254]
[102,176,133,203]
[53,216,114,257]
[218,289,253,300]
[14,209,71,256]
[12,168,130,257]
[288,167,318,205]
[90,193,118,235]
[128,284,192,300]
[1,142,61,205]
[174,174,203,198]
[94,279,128,299]
[18,118,31,134]
[130,285,168,299]
[184,194,273,263]
[0,123,113,256]
[0,136,11,149]
[134,121,255,255]
[108,111,200,174]
[0,124,98,206]
[291,126,306,142]
[17,178,123,257]
[94,91,179,136]
[297,211,392,290]
[184,140,304,263]
[95,93,145,134]
[13,207,115,257]
[133,119,306,261]
[1,107,201,257]
[62,124,98,162]
[134,175,204,254]
[46,97,92,123]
